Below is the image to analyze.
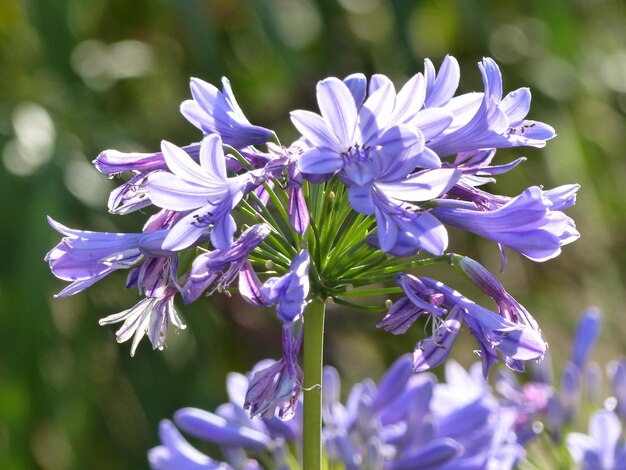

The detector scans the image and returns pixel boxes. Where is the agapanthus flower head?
[150,356,525,470]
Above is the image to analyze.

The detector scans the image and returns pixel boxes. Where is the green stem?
[303,298,326,470]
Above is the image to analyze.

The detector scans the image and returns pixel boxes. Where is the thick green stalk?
[302,298,326,470]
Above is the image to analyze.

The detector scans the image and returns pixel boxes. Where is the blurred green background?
[1,0,625,468]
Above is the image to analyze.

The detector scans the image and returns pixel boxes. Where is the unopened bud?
[385,299,393,309]
[329,191,336,201]
[325,297,334,305]
[265,260,274,270]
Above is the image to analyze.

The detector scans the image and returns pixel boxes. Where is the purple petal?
[412,107,454,141]
[348,184,375,215]
[161,140,219,187]
[290,110,341,149]
[210,214,236,250]
[343,73,367,108]
[148,172,225,211]
[162,209,212,251]
[376,168,460,202]
[390,73,426,125]
[424,55,460,108]
[289,186,310,235]
[500,87,531,125]
[174,408,272,452]
[316,77,358,146]
[570,307,601,368]
[375,207,398,252]
[391,438,463,470]
[359,78,395,144]
[297,146,344,175]
[199,134,227,180]
[413,307,462,372]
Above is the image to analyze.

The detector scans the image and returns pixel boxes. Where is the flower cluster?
[149,355,524,470]
[46,55,579,417]
[495,309,626,469]
[150,309,625,470]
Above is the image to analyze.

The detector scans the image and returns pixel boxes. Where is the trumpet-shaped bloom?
[181,77,274,149]
[45,217,182,297]
[99,286,185,356]
[428,58,556,157]
[384,273,546,375]
[148,135,254,251]
[434,185,580,262]
[242,250,311,323]
[182,223,271,303]
[244,324,303,420]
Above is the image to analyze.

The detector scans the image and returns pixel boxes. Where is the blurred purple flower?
[566,409,626,470]
[151,355,525,469]
[570,307,602,369]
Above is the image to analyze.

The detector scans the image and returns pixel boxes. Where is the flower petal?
[290,110,342,149]
[297,147,344,175]
[376,168,460,202]
[316,77,358,146]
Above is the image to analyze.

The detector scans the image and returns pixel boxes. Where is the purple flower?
[243,250,311,323]
[292,76,423,183]
[182,223,271,303]
[244,324,303,420]
[45,217,182,297]
[385,273,546,375]
[457,256,540,331]
[608,359,626,421]
[98,286,185,356]
[428,58,556,157]
[147,135,255,251]
[566,409,626,470]
[181,77,275,149]
[434,185,580,262]
[94,143,202,177]
[151,355,528,469]
[570,307,602,369]
[291,74,462,254]
[148,420,229,470]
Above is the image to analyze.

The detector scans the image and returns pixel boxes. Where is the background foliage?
[0,0,625,468]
